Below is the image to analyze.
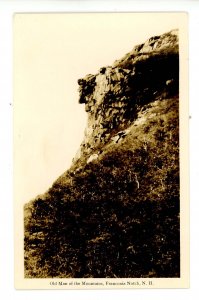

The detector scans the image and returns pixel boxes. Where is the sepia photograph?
[14,12,189,289]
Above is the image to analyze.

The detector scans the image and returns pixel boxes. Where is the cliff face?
[75,29,178,162]
[24,30,180,278]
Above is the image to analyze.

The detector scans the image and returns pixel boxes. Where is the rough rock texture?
[24,29,180,278]
[75,29,178,162]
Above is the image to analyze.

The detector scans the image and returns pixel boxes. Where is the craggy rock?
[75,29,179,161]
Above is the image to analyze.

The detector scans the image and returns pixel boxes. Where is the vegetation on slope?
[24,96,179,278]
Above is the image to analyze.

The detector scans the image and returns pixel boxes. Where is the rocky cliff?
[24,29,180,278]
[74,29,178,162]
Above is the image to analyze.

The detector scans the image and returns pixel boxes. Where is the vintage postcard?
[14,12,189,289]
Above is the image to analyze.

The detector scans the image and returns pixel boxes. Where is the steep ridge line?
[24,29,180,278]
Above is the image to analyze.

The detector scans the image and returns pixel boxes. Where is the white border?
[0,0,199,299]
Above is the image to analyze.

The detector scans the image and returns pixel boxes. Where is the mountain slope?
[24,29,180,278]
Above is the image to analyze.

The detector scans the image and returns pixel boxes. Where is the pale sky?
[14,13,187,204]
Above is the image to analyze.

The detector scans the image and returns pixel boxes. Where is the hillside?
[24,29,180,278]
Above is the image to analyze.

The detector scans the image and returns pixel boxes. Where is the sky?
[14,12,187,204]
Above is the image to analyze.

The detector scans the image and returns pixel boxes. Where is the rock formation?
[24,29,180,278]
[74,29,178,163]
